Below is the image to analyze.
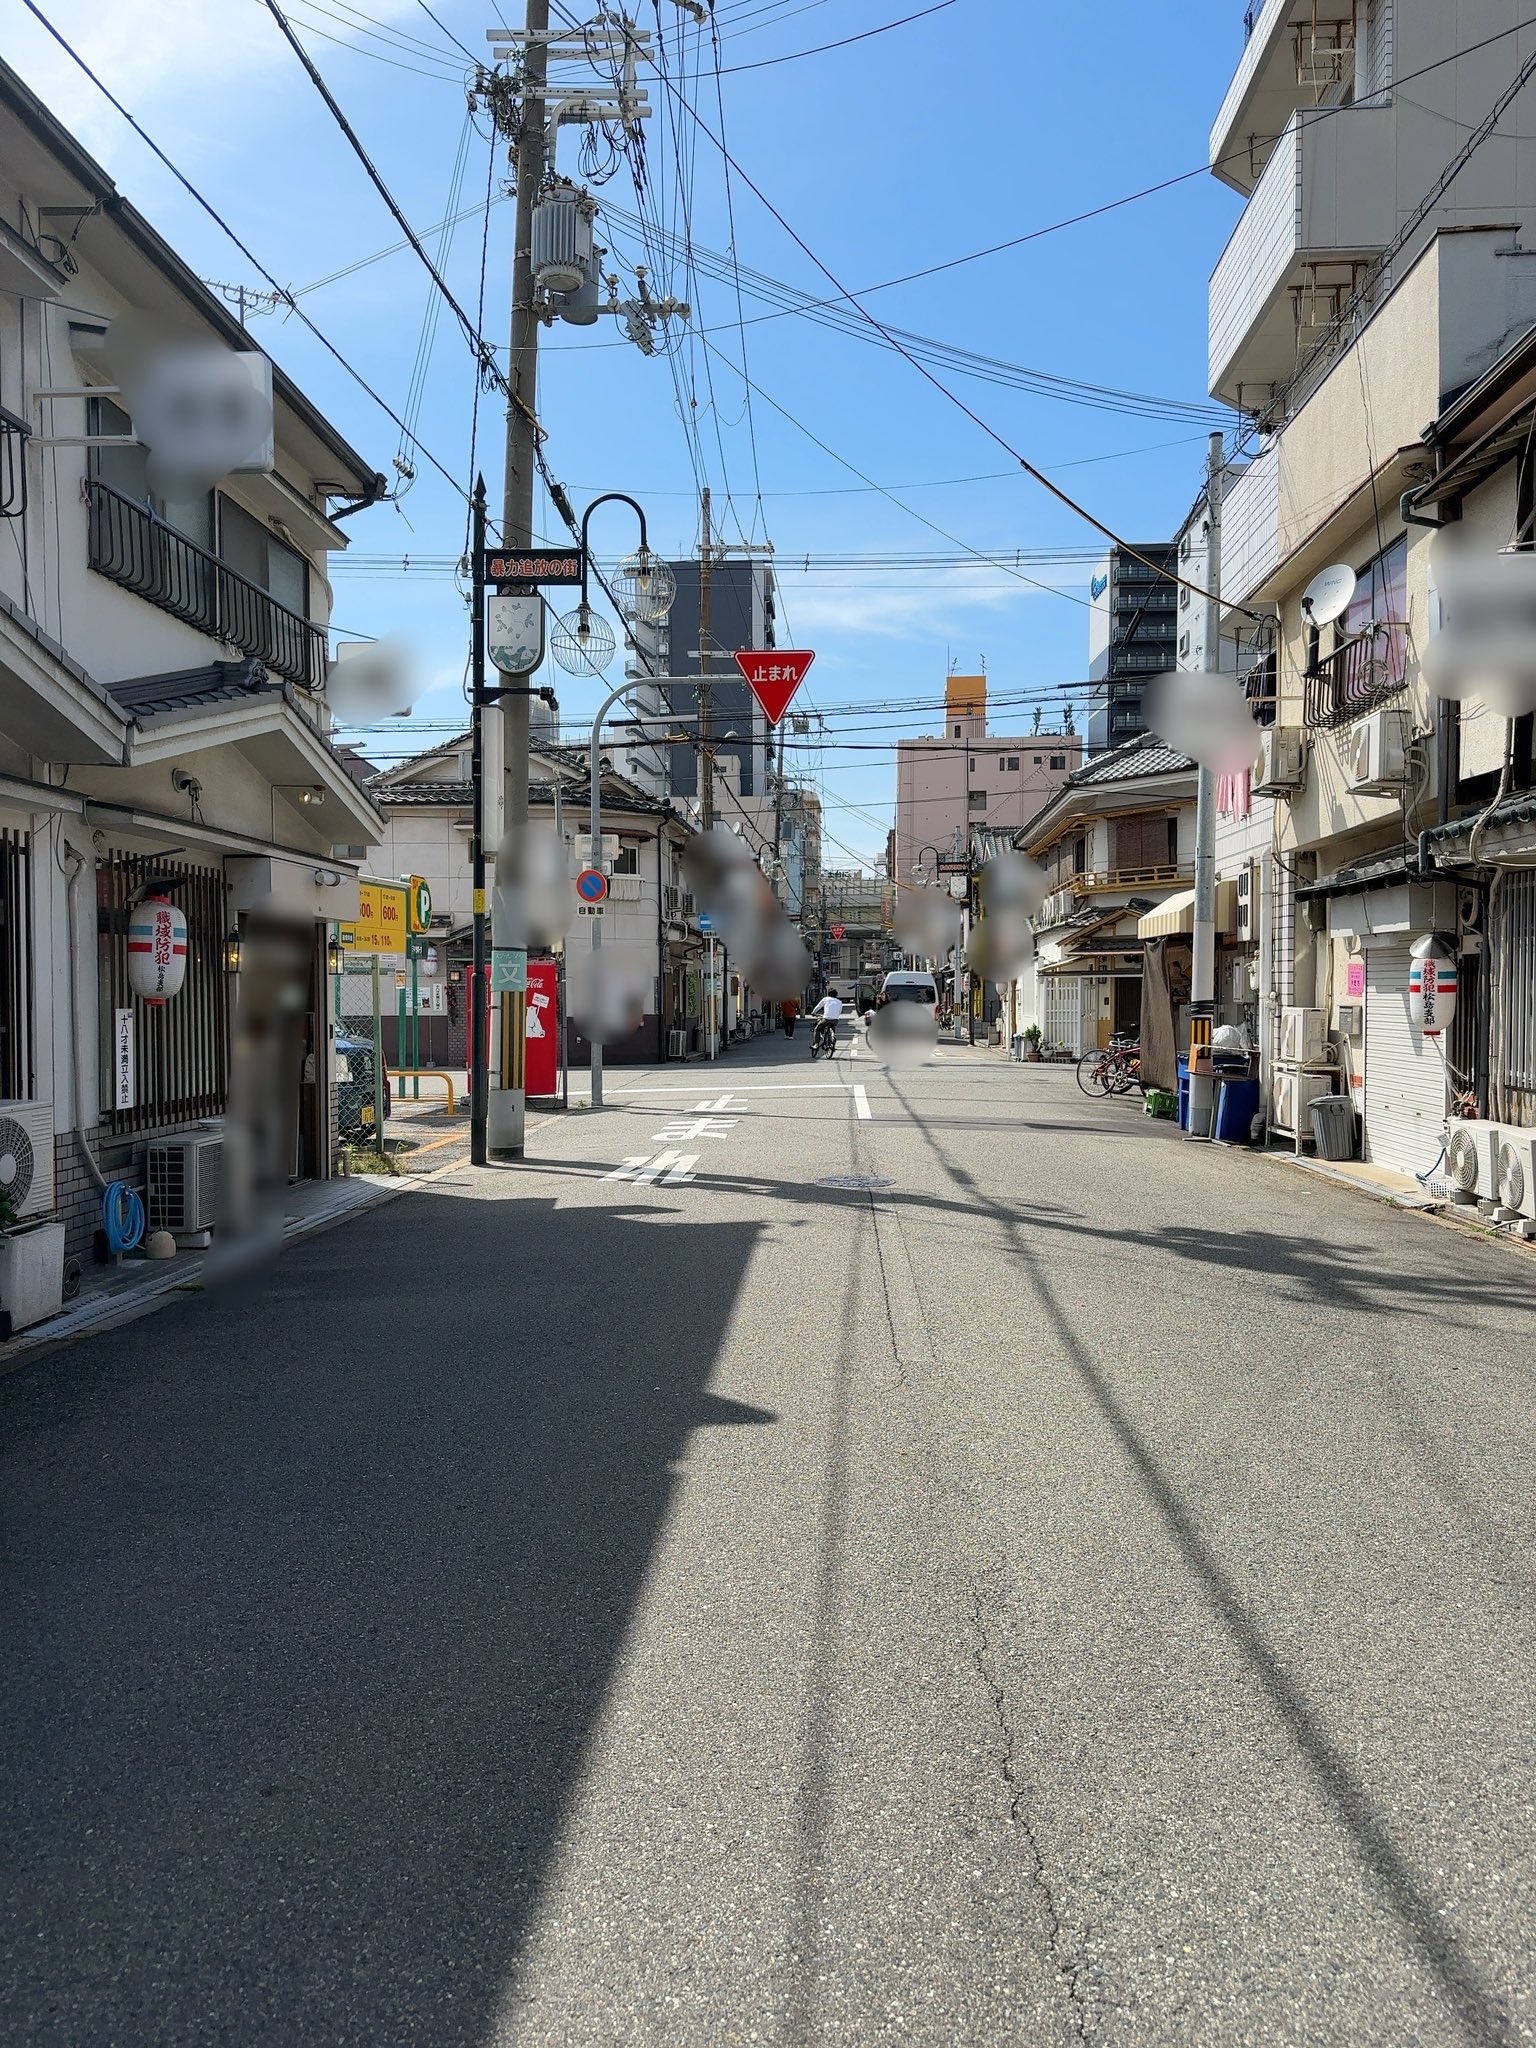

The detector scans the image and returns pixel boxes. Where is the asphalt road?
[3,1027,1534,2046]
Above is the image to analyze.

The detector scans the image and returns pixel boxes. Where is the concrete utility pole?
[486,0,550,1161]
[1188,429,1225,1135]
[698,486,714,832]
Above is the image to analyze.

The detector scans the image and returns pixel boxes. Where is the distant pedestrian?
[781,997,800,1037]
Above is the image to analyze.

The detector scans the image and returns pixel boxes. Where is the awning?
[1137,879,1239,939]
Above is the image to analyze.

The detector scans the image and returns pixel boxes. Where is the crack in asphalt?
[971,1587,1092,2042]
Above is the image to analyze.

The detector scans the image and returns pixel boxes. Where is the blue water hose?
[103,1181,145,1254]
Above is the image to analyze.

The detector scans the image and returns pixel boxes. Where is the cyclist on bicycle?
[809,988,844,1055]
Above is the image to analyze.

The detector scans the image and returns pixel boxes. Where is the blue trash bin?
[1176,1056,1190,1131]
[1214,1078,1261,1143]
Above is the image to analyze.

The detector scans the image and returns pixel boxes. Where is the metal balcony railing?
[0,403,28,519]
[87,478,327,691]
[1303,620,1410,730]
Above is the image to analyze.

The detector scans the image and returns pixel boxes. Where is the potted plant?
[0,1187,67,1339]
[1023,1023,1044,1063]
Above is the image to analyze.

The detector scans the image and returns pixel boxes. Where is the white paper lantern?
[127,895,188,1006]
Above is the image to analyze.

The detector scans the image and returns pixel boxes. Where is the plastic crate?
[1144,1088,1177,1120]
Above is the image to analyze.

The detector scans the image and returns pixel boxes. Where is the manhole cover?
[819,1175,896,1191]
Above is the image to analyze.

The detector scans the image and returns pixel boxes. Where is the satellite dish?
[1301,562,1357,626]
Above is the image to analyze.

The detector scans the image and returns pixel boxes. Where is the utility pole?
[698,485,714,832]
[1188,429,1225,1136]
[484,0,550,1161]
[470,476,490,1165]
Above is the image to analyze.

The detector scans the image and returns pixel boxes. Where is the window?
[220,497,308,615]
[88,396,212,545]
[613,843,640,875]
[1004,756,1019,771]
[1180,584,1191,610]
[953,724,962,738]
[1049,754,1065,770]
[1179,632,1191,658]
[97,853,229,1135]
[1167,818,1180,867]
[1073,835,1088,873]
[968,790,987,811]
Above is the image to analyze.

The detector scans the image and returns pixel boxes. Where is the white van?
[878,970,940,1017]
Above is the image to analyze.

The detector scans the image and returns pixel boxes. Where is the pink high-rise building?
[894,675,1082,888]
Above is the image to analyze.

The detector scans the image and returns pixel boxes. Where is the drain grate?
[819,1174,896,1191]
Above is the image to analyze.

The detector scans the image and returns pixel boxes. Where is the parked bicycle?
[1075,1036,1144,1098]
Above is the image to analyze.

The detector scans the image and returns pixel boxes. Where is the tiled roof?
[375,779,474,806]
[1071,735,1196,786]
[106,658,280,719]
[370,776,685,820]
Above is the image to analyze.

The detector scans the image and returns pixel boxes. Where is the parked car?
[877,970,941,1018]
[336,1033,392,1140]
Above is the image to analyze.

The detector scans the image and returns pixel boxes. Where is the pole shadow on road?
[880,1073,1525,2048]
[0,1190,775,2044]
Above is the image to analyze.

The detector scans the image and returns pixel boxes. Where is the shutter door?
[1364,942,1446,1177]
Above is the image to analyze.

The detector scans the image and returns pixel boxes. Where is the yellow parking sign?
[337,880,409,955]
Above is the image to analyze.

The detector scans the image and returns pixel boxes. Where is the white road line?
[853,1084,872,1121]
[608,1083,852,1096]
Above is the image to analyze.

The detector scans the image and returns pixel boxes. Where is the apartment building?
[0,58,387,1267]
[1086,545,1180,752]
[894,673,1080,891]
[1208,0,1536,1177]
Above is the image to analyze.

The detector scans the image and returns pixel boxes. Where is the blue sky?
[6,0,1253,868]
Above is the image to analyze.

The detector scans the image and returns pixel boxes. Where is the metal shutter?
[1364,942,1446,1177]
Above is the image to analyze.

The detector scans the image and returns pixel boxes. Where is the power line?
[17,0,478,505]
[652,69,1258,614]
[716,0,955,75]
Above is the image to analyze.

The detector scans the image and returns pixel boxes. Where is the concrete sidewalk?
[0,1174,411,1370]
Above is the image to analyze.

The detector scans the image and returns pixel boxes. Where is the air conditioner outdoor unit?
[147,1133,224,1234]
[1279,1006,1326,1063]
[1493,1125,1536,1220]
[1347,709,1407,794]
[1253,728,1304,796]
[1275,1070,1334,1133]
[1236,864,1255,942]
[667,1029,687,1060]
[1444,1116,1499,1200]
[0,1101,56,1218]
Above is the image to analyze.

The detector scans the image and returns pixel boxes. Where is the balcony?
[1076,864,1192,895]
[1208,104,1394,408]
[1212,0,1359,191]
[1302,620,1410,730]
[0,403,27,519]
[87,479,327,692]
[1220,443,1280,608]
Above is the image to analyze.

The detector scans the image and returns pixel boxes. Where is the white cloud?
[779,564,1047,641]
[4,0,428,157]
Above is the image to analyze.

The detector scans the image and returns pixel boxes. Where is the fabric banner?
[1141,939,1179,1094]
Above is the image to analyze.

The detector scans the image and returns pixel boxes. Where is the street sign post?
[480,547,583,586]
[698,911,714,933]
[576,867,609,906]
[492,948,528,994]
[831,924,845,941]
[733,649,815,725]
[489,593,546,676]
